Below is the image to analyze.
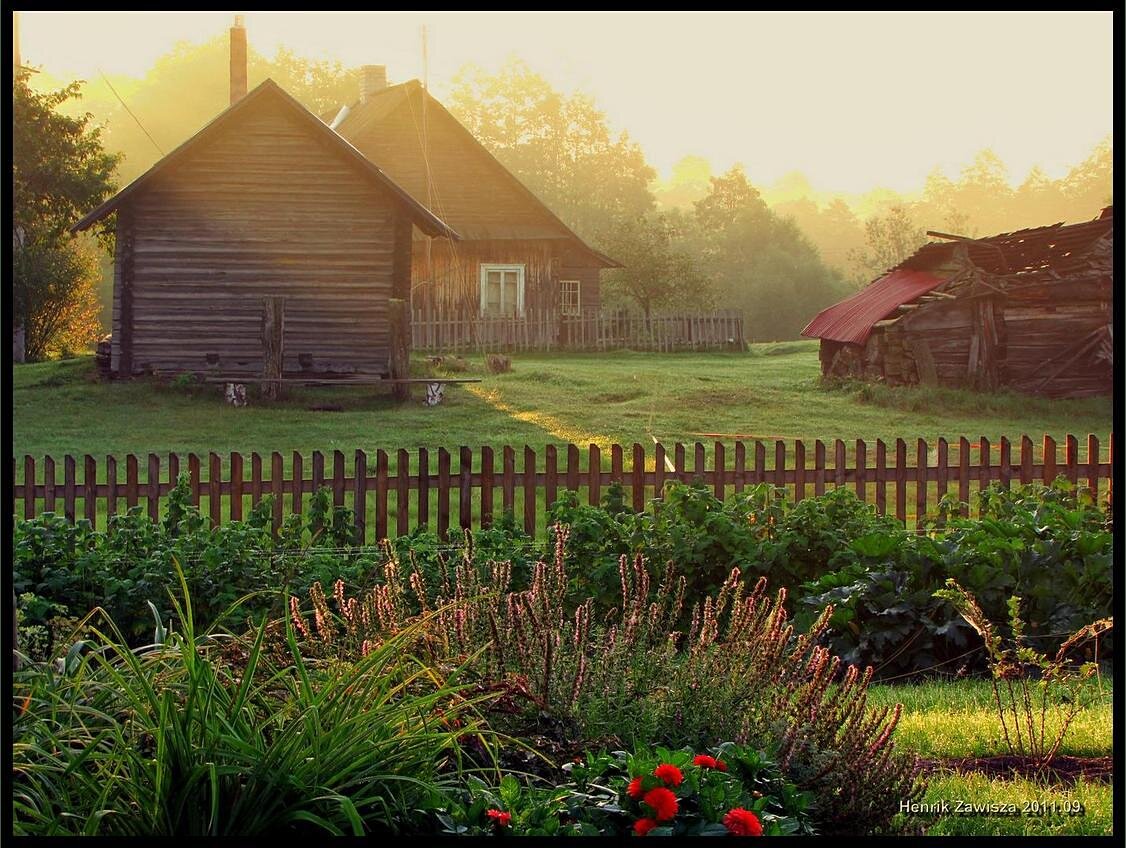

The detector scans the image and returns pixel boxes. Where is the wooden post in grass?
[388,298,411,402]
[261,296,285,401]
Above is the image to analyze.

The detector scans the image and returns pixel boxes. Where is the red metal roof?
[801,268,944,345]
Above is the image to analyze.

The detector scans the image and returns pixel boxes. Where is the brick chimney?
[230,15,247,105]
[360,65,387,103]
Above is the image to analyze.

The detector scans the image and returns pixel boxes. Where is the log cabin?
[70,73,457,380]
[328,66,621,319]
[801,207,1113,398]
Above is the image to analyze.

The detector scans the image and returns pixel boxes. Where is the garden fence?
[411,307,745,353]
[12,434,1111,541]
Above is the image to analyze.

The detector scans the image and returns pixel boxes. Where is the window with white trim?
[559,279,581,316]
[479,264,525,317]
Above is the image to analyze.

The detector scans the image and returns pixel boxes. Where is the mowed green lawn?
[11,343,1112,461]
[869,678,1113,837]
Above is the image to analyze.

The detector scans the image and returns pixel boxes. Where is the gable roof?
[802,208,1113,345]
[71,79,459,240]
[332,80,621,268]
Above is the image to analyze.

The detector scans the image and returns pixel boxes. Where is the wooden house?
[801,207,1113,398]
[71,77,457,380]
[329,67,620,318]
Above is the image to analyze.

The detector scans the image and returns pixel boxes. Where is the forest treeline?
[27,39,1112,345]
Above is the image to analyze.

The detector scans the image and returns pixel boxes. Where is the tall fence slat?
[209,453,221,528]
[292,452,303,516]
[84,455,97,524]
[376,445,389,538]
[523,446,536,537]
[632,443,645,511]
[438,448,451,539]
[894,439,907,523]
[358,448,371,542]
[545,445,558,517]
[388,449,403,537]
[460,446,474,531]
[874,439,886,515]
[915,439,927,530]
[14,433,1108,541]
[23,457,35,520]
[44,455,56,513]
[480,446,493,529]
[105,455,117,519]
[231,452,243,522]
[271,452,284,534]
[148,454,160,522]
[588,444,601,506]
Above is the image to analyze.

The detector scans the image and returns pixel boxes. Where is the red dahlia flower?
[633,818,658,836]
[723,807,763,836]
[627,776,645,799]
[486,808,512,827]
[643,787,679,822]
[654,763,684,787]
[694,754,730,770]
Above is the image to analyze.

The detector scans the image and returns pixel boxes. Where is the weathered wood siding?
[336,83,607,312]
[118,96,403,377]
[411,238,601,314]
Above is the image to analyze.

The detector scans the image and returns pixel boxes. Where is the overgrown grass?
[867,678,1113,758]
[12,347,1111,460]
[919,774,1112,836]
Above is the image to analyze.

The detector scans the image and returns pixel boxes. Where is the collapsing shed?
[801,207,1113,398]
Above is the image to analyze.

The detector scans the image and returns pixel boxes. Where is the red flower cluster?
[486,808,512,828]
[633,818,658,837]
[627,776,644,800]
[723,807,763,836]
[692,754,728,771]
[653,763,684,786]
[643,787,679,822]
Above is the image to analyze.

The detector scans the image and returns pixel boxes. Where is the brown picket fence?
[12,434,1112,541]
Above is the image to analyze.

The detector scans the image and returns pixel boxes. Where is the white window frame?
[479,263,525,317]
[559,279,582,316]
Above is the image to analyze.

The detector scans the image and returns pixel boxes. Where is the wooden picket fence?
[12,434,1111,541]
[411,307,745,353]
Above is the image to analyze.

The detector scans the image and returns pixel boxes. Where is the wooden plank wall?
[120,96,401,378]
[13,433,1112,540]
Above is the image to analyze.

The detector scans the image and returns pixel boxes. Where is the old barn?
[802,207,1113,398]
[329,67,620,319]
[71,73,457,380]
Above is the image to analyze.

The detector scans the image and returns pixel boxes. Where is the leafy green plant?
[934,579,1112,767]
[12,565,497,836]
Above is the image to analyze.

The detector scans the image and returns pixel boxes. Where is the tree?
[447,57,655,242]
[693,164,768,232]
[690,167,847,341]
[13,67,119,360]
[846,205,928,287]
[599,213,710,318]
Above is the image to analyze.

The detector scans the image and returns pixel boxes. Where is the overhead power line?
[99,69,165,157]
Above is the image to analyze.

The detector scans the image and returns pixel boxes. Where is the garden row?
[15,477,1113,676]
[12,479,1113,836]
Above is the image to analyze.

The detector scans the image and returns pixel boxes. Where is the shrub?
[291,529,926,835]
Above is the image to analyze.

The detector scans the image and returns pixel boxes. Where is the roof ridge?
[71,78,458,240]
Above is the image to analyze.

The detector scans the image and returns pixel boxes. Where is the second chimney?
[230,16,247,105]
[361,65,387,102]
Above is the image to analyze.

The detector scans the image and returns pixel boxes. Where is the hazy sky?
[16,11,1114,194]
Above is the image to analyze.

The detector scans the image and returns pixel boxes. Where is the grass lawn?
[870,677,1113,836]
[12,344,1111,460]
[868,677,1114,758]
